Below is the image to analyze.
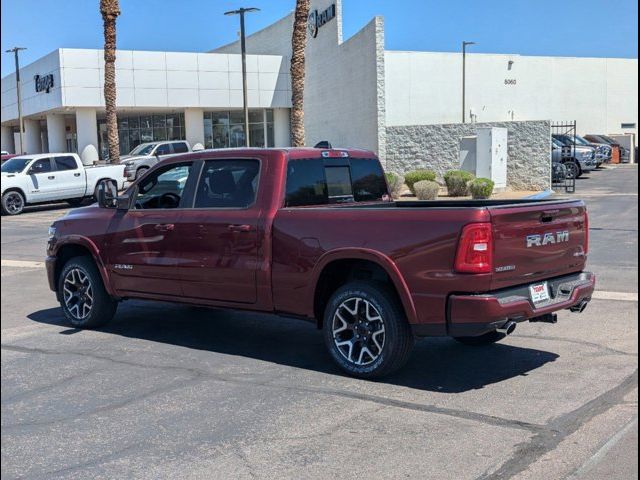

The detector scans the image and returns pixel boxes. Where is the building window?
[203,109,274,149]
[621,123,637,129]
[97,113,185,159]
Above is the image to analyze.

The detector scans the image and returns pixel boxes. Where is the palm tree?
[290,0,310,147]
[100,0,120,163]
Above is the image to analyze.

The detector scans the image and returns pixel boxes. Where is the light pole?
[225,7,260,147]
[462,41,475,124]
[6,47,27,153]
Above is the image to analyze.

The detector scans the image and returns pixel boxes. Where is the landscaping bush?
[413,180,440,200]
[385,172,406,199]
[404,170,437,195]
[469,178,495,199]
[444,170,475,196]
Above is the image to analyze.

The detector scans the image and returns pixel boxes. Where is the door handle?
[48,175,55,180]
[74,173,81,177]
[227,224,253,232]
[154,223,175,232]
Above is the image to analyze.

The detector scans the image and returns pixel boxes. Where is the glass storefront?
[98,113,185,158]
[97,109,275,160]
[204,109,274,149]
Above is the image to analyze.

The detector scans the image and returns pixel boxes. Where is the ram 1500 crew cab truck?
[45,148,595,378]
[1,153,126,215]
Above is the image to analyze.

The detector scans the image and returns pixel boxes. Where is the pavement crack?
[477,369,638,480]
[513,334,637,357]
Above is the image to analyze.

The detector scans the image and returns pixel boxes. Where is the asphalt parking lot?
[1,165,637,479]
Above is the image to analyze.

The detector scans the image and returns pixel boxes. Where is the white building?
[2,0,637,166]
[1,49,292,157]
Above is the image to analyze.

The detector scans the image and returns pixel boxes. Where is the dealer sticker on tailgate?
[530,282,550,305]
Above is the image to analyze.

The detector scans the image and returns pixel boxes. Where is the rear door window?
[172,142,189,154]
[194,159,260,208]
[53,156,78,171]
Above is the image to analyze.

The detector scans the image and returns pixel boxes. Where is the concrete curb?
[525,189,554,200]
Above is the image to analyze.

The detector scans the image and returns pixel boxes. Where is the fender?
[307,247,418,324]
[53,235,117,297]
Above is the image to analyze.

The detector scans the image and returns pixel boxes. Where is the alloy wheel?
[63,268,94,320]
[4,192,24,214]
[332,297,386,366]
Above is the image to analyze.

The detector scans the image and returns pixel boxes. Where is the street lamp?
[6,47,27,153]
[462,41,476,124]
[224,7,260,147]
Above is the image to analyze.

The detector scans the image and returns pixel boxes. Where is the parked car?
[1,151,18,163]
[120,140,191,181]
[570,134,611,166]
[584,134,630,163]
[552,135,597,178]
[45,147,594,378]
[1,153,126,215]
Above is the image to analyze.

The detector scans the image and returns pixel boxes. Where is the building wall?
[1,50,62,123]
[386,120,552,191]
[1,49,291,122]
[385,51,638,143]
[213,0,386,161]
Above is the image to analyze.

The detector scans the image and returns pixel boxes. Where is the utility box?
[476,127,508,190]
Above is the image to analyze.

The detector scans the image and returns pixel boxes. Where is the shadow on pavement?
[28,301,558,393]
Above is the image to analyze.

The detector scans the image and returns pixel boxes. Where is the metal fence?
[551,121,577,194]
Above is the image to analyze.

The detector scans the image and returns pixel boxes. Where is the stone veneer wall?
[386,120,552,191]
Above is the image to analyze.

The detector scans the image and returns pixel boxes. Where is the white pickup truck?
[1,153,126,215]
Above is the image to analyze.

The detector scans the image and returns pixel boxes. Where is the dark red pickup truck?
[46,147,595,377]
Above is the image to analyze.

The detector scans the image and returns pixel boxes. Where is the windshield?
[598,135,617,144]
[128,143,155,156]
[553,135,573,146]
[574,135,591,146]
[1,157,31,173]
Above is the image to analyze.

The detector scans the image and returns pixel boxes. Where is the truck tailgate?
[489,200,588,290]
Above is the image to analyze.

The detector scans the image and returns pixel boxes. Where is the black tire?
[2,190,25,215]
[323,281,414,378]
[136,167,149,180]
[58,256,117,328]
[454,330,506,346]
[563,161,580,179]
[67,198,85,208]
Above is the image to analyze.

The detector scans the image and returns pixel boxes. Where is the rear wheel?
[58,256,117,328]
[454,330,506,346]
[323,281,414,378]
[1,190,25,215]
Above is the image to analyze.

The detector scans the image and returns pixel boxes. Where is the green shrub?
[404,170,437,195]
[385,172,406,199]
[444,170,475,196]
[413,180,440,200]
[469,178,495,199]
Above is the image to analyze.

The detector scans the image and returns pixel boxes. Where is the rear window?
[285,158,387,207]
[54,156,78,171]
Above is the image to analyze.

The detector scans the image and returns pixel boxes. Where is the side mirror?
[96,180,118,209]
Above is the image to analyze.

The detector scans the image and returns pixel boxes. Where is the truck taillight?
[455,223,493,274]
[584,212,589,255]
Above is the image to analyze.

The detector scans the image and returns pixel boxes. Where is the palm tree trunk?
[290,0,310,147]
[100,0,120,163]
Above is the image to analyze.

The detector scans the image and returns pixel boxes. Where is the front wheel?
[454,330,506,346]
[323,281,414,378]
[58,256,117,328]
[2,190,25,215]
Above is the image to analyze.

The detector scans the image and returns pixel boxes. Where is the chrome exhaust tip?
[569,300,589,313]
[497,320,517,335]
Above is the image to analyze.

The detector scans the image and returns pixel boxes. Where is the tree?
[100,0,120,163]
[290,0,310,147]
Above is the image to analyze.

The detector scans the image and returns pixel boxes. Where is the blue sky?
[1,0,637,76]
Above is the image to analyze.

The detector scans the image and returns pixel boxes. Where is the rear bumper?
[447,271,595,337]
